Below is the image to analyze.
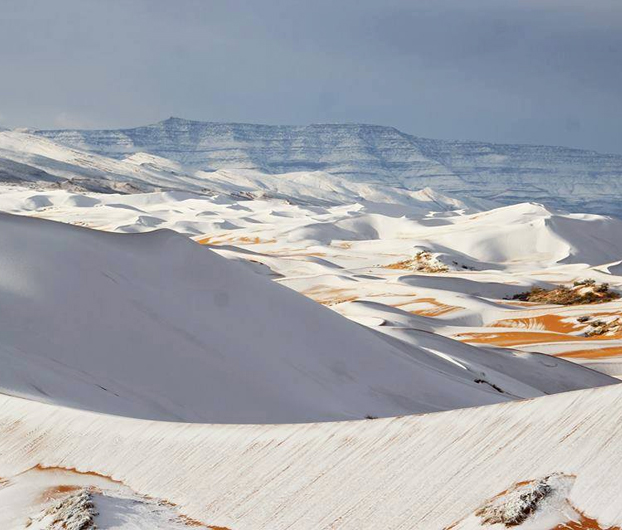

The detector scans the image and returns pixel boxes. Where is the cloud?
[0,0,620,153]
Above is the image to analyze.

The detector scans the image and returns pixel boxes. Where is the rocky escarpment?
[33,117,622,215]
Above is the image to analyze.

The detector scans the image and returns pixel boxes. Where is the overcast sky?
[1,0,621,153]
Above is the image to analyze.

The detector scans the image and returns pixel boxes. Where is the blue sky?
[2,0,621,153]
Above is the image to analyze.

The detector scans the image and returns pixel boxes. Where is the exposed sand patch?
[197,234,276,246]
[409,297,462,317]
[235,236,276,245]
[552,509,621,529]
[333,241,352,249]
[492,314,581,334]
[558,346,622,359]
[280,251,328,257]
[302,286,360,306]
[38,483,82,504]
[502,301,544,307]
[32,465,125,486]
[459,331,583,347]
[462,322,622,347]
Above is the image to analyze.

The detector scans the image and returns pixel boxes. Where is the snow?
[0,467,206,529]
[1,128,622,527]
[451,474,582,529]
[5,180,621,373]
[1,383,622,528]
[2,210,612,424]
[30,117,622,215]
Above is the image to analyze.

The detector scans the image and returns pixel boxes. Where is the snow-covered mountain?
[0,130,497,209]
[32,117,622,215]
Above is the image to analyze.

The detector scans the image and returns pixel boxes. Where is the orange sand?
[197,235,275,245]
[558,346,622,359]
[553,509,620,529]
[492,314,580,334]
[409,297,462,317]
[458,331,581,347]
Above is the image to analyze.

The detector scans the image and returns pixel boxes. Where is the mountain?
[32,117,622,215]
[0,130,495,209]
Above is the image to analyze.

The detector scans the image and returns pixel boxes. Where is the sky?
[1,0,621,154]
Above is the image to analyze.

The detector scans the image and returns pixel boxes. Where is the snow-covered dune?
[0,211,615,425]
[411,203,622,269]
[2,383,622,529]
[2,212,489,423]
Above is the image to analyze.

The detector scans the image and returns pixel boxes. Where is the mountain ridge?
[17,117,622,215]
[32,116,616,155]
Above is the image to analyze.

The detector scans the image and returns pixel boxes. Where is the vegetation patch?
[476,476,555,526]
[29,489,97,530]
[386,251,449,273]
[510,280,620,306]
[582,317,622,337]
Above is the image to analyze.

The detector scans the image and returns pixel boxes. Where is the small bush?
[574,279,596,287]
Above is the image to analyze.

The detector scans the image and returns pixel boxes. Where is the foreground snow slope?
[1,383,622,529]
[32,117,622,215]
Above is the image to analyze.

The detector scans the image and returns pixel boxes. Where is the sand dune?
[5,212,610,425]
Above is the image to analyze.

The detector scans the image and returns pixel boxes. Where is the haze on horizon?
[1,0,621,154]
